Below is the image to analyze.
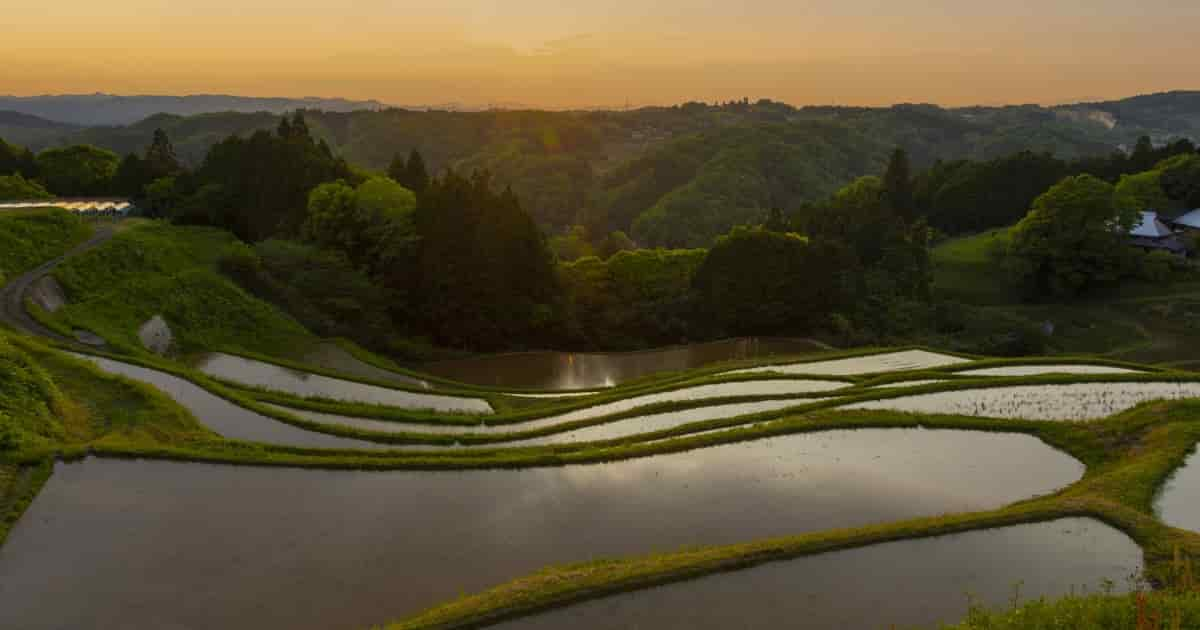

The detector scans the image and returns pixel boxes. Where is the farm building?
[1169,208,1200,231]
[1129,211,1189,256]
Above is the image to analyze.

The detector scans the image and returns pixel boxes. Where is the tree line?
[5,117,1199,356]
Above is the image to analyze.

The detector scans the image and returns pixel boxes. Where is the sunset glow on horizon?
[5,0,1200,108]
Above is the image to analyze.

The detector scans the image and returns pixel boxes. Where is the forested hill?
[13,90,1200,247]
[0,93,387,126]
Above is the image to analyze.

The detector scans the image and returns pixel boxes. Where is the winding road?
[0,225,116,344]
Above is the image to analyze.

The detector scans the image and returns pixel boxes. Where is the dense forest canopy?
[6,91,1199,247]
[2,92,1200,356]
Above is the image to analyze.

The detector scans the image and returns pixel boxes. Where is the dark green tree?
[386,153,406,183]
[144,128,181,178]
[412,170,560,348]
[112,154,155,198]
[35,145,120,196]
[693,227,856,334]
[185,121,351,241]
[403,149,429,192]
[883,147,915,220]
[1006,174,1136,298]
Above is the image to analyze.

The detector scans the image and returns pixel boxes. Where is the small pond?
[0,429,1082,630]
[70,354,390,450]
[731,349,969,376]
[195,352,493,414]
[846,382,1200,421]
[420,337,827,390]
[493,518,1142,630]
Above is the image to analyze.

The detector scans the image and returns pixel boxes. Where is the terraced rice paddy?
[267,398,808,446]
[729,349,970,376]
[846,382,1200,421]
[956,364,1139,377]
[266,378,847,438]
[0,431,1082,630]
[1157,445,1200,533]
[195,352,493,413]
[7,341,1200,630]
[420,337,826,390]
[71,354,391,449]
[493,518,1141,630]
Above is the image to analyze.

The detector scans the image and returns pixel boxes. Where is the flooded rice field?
[299,342,430,389]
[846,382,1200,421]
[268,379,847,437]
[195,352,493,413]
[70,354,390,450]
[730,350,970,376]
[420,337,826,390]
[956,365,1139,377]
[1156,444,1200,533]
[265,399,809,447]
[0,429,1082,630]
[494,518,1142,630]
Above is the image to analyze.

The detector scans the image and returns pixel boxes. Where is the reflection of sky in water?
[847,382,1200,421]
[731,350,969,376]
[195,352,492,413]
[0,429,1081,630]
[495,518,1142,630]
[70,354,392,450]
[422,338,823,390]
[268,379,846,437]
[1158,445,1200,533]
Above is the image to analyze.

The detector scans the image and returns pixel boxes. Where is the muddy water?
[421,337,827,390]
[495,518,1142,630]
[70,354,390,450]
[195,352,493,413]
[0,429,1081,630]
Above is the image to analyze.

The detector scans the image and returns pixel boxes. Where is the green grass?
[941,591,1200,629]
[0,208,92,282]
[48,221,318,357]
[932,231,1017,305]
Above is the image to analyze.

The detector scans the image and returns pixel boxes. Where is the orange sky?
[4,0,1199,108]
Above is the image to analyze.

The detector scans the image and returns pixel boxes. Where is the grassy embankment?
[0,208,92,282]
[0,330,213,544]
[943,590,1200,629]
[39,220,318,358]
[932,230,1200,363]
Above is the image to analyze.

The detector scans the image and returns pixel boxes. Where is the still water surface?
[70,353,389,450]
[269,378,846,436]
[1157,444,1200,533]
[196,352,493,413]
[495,518,1142,630]
[421,337,827,390]
[0,429,1081,630]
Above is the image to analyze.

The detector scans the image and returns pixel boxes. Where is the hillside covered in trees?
[7,91,1200,248]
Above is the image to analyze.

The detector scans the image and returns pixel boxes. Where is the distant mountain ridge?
[4,90,1199,247]
[0,93,389,126]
